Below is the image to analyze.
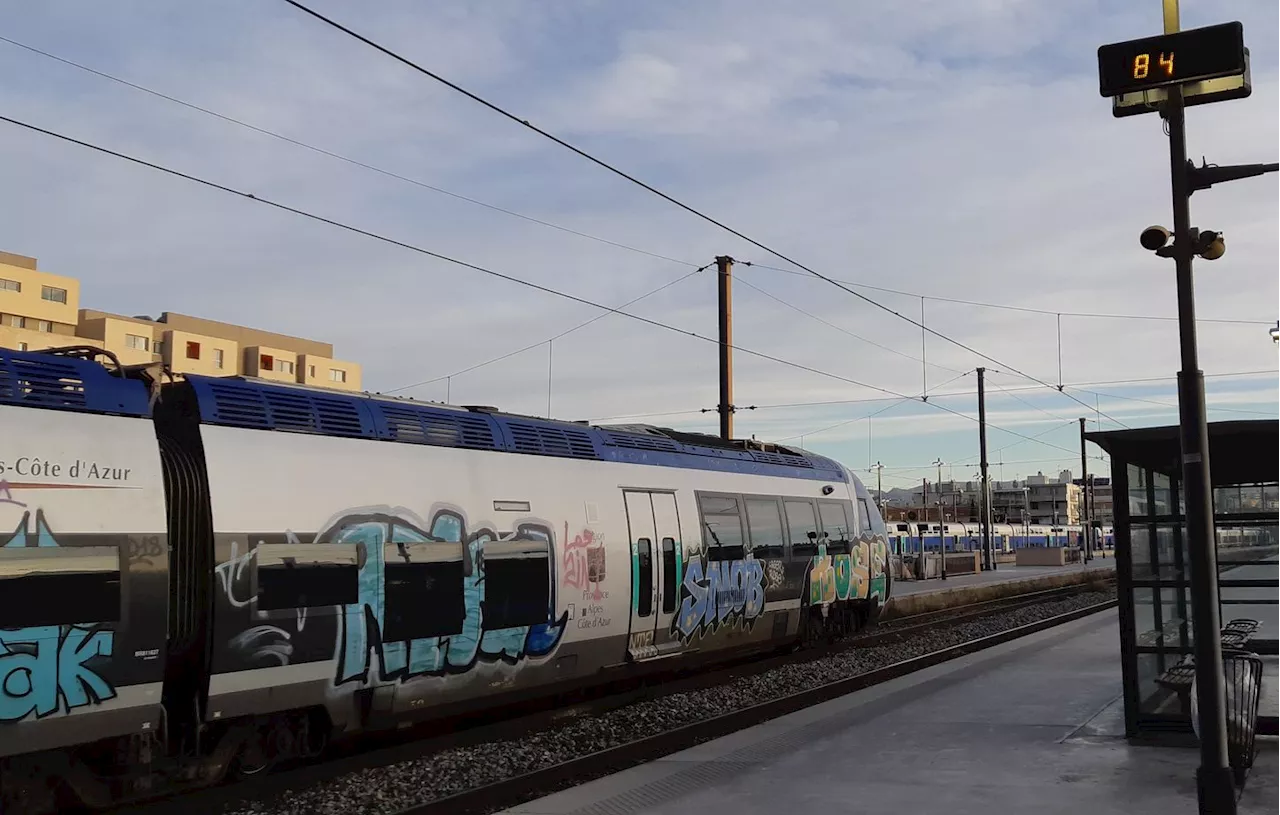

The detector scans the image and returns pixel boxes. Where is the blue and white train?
[0,347,891,813]
[886,521,1114,554]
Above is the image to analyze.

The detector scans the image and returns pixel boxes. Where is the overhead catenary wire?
[0,113,1124,467]
[733,274,968,376]
[0,114,956,408]
[745,261,1274,326]
[8,30,1263,418]
[585,368,1275,423]
[0,34,698,273]
[385,263,712,394]
[276,0,1133,428]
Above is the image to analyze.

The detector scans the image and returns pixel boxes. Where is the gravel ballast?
[221,588,1116,815]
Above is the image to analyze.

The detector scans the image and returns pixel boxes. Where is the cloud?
[0,0,1274,480]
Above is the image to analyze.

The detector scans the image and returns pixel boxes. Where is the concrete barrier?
[944,551,981,575]
[882,567,1114,620]
[1015,547,1071,567]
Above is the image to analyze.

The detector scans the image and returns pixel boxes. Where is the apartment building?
[0,251,361,391]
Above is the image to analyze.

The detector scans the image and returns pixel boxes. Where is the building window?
[1,314,21,328]
[0,279,19,293]
[260,353,274,371]
[329,368,347,383]
[17,342,27,351]
[213,349,225,369]
[308,365,316,378]
[33,320,51,333]
[124,333,150,351]
[40,286,67,304]
[278,360,295,375]
[154,340,165,357]
[186,341,200,360]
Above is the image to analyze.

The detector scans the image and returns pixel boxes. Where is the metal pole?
[716,255,735,440]
[1158,1,1232,808]
[1079,418,1091,563]
[935,460,947,580]
[920,297,927,399]
[547,340,553,418]
[977,368,993,571]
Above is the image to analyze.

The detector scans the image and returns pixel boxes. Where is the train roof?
[0,347,152,417]
[182,375,848,482]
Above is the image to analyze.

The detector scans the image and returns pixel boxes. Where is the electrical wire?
[585,368,1275,423]
[0,34,695,272]
[0,113,936,406]
[385,263,711,394]
[733,274,967,376]
[277,0,1133,427]
[1063,386,1279,418]
[746,261,1273,326]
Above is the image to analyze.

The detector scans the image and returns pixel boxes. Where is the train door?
[623,490,682,661]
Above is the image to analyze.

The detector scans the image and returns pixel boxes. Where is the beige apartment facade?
[1,251,362,392]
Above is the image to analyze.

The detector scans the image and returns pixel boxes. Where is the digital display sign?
[1098,21,1246,98]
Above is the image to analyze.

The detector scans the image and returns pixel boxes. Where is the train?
[0,346,891,813]
[885,521,1115,555]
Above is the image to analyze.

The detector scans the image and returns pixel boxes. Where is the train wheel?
[230,730,275,779]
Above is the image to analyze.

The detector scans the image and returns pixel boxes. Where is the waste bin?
[1190,649,1265,786]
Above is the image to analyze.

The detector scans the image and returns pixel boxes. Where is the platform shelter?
[1086,419,1278,783]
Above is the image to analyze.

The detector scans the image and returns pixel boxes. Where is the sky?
[0,0,1275,494]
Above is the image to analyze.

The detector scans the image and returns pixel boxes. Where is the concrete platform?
[893,558,1116,598]
[502,610,1277,815]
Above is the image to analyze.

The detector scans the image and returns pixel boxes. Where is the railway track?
[122,580,1116,815]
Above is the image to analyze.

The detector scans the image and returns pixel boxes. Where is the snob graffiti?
[673,552,767,641]
[0,510,118,723]
[214,504,569,688]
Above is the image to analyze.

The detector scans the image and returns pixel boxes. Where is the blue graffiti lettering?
[0,510,118,722]
[0,625,116,721]
[330,508,567,687]
[674,554,766,641]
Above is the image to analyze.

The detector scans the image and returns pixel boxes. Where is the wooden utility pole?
[716,255,735,440]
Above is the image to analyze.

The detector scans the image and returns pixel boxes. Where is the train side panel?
[199,424,637,731]
[0,401,168,758]
[197,420,890,736]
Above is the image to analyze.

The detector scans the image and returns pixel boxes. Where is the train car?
[0,348,171,799]
[0,348,891,812]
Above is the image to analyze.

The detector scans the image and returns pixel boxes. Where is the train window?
[481,538,551,630]
[699,494,746,562]
[255,543,360,612]
[661,538,677,614]
[0,546,121,627]
[818,500,851,553]
[381,540,466,640]
[745,498,785,558]
[784,500,819,559]
[862,499,888,537]
[636,538,653,618]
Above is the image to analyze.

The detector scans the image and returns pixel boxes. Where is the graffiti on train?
[672,552,767,641]
[213,504,569,686]
[1,509,117,722]
[562,524,607,603]
[808,539,890,605]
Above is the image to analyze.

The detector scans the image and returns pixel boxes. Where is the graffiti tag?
[1,511,118,722]
[562,524,606,602]
[673,555,766,641]
[0,624,116,721]
[331,508,567,685]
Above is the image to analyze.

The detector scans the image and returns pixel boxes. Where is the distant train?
[0,347,891,813]
[885,521,1114,555]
